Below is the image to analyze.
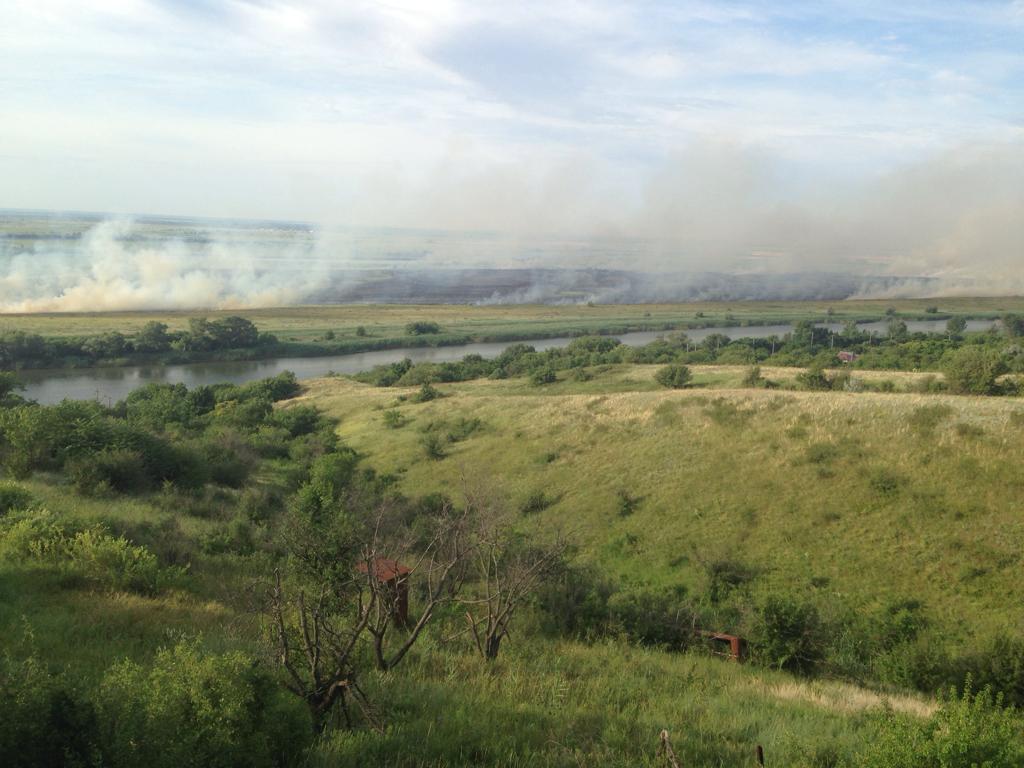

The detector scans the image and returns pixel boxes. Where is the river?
[15,318,996,405]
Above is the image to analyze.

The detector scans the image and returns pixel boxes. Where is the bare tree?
[459,485,568,660]
[364,499,474,671]
[266,493,477,731]
[268,568,378,733]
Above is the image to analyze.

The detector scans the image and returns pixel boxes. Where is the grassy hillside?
[304,365,1024,649]
[4,363,1024,766]
[1,474,936,767]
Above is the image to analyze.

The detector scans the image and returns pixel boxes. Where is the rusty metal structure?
[699,630,746,662]
[357,558,412,626]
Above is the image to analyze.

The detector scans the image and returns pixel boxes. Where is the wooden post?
[659,730,682,768]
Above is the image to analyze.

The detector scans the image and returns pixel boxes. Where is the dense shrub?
[796,365,832,391]
[705,558,758,603]
[0,651,99,768]
[238,486,283,525]
[537,565,617,640]
[124,383,205,432]
[95,641,306,768]
[421,432,447,461]
[943,346,1008,395]
[520,489,554,515]
[269,405,324,437]
[411,382,441,403]
[67,448,151,495]
[967,637,1024,708]
[860,684,1024,768]
[607,586,696,649]
[0,511,164,594]
[192,431,256,488]
[530,367,557,386]
[908,403,954,435]
[200,516,257,556]
[290,450,360,522]
[67,528,162,594]
[382,409,408,429]
[405,321,441,335]
[754,595,825,674]
[654,364,692,389]
[741,366,764,387]
[0,482,32,515]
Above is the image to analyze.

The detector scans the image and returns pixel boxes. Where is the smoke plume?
[1,138,1021,310]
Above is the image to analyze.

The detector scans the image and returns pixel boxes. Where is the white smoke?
[0,218,334,312]
[1,138,1021,310]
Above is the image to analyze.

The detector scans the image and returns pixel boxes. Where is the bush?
[796,365,832,391]
[238,486,281,525]
[869,468,906,497]
[67,449,151,495]
[67,528,162,594]
[616,488,642,516]
[860,684,1024,768]
[530,367,557,386]
[0,651,99,768]
[967,637,1024,708]
[405,321,441,335]
[192,432,255,488]
[705,558,758,603]
[741,366,764,387]
[421,432,447,461]
[0,511,164,594]
[382,409,408,429]
[200,517,256,556]
[411,383,441,403]
[269,405,325,438]
[943,347,1008,395]
[655,364,692,389]
[537,565,616,640]
[445,416,483,442]
[754,595,825,674]
[0,483,32,515]
[95,641,306,768]
[607,585,696,649]
[520,490,554,515]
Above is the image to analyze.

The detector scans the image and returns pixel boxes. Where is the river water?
[15,319,996,405]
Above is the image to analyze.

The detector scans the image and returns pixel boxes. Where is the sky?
[1,1,1022,281]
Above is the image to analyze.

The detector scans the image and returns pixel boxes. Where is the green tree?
[654,364,692,389]
[1002,314,1024,339]
[0,372,25,408]
[133,321,171,353]
[946,316,968,338]
[943,347,1007,395]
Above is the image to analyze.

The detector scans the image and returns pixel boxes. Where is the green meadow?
[305,366,1024,648]
[3,297,1022,341]
[3,358,1024,766]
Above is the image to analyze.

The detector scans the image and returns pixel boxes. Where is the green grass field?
[302,365,1024,649]
[3,297,1023,341]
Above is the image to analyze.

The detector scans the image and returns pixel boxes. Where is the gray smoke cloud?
[1,138,1021,310]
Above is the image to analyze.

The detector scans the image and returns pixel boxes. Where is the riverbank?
[2,297,1015,372]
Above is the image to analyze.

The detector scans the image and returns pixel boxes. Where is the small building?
[837,350,858,364]
[357,558,411,626]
